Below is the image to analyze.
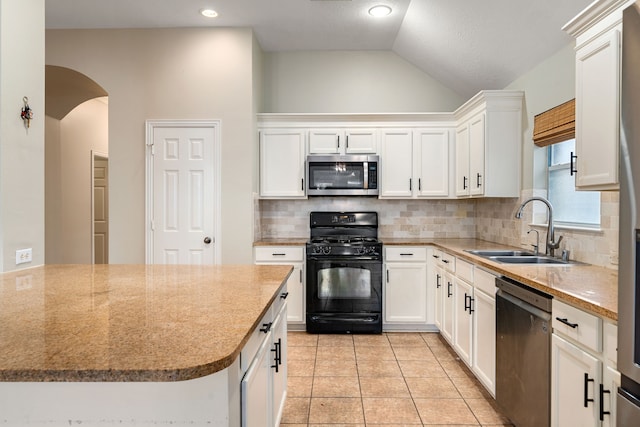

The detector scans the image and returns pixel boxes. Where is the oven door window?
[317,267,371,299]
[308,162,364,190]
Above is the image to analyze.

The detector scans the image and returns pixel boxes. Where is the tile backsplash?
[258,191,619,269]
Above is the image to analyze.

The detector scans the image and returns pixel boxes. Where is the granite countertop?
[0,264,292,382]
[254,237,617,320]
[385,238,618,321]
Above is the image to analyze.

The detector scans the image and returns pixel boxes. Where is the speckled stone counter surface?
[384,238,618,321]
[254,238,307,246]
[254,237,618,319]
[0,264,292,382]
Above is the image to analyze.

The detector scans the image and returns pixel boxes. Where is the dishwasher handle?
[497,288,551,321]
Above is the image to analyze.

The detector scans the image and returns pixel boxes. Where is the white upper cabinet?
[563,0,634,190]
[380,129,414,198]
[308,128,377,154]
[380,127,453,199]
[259,129,306,198]
[454,91,523,198]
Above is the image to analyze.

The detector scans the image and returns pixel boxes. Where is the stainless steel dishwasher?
[495,276,552,427]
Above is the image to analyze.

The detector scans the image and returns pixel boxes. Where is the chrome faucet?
[515,197,563,257]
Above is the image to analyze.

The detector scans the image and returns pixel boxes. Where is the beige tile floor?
[281,331,514,427]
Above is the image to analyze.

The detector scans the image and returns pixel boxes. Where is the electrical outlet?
[15,248,32,265]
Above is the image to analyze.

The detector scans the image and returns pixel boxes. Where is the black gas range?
[305,212,383,334]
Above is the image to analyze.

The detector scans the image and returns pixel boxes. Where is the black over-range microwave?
[306,155,379,196]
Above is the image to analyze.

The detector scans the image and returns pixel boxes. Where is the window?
[548,139,600,227]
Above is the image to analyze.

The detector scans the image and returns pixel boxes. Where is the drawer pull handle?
[280,292,289,299]
[260,322,272,333]
[272,253,286,256]
[556,317,578,328]
[432,255,440,259]
[584,373,595,408]
[442,259,449,264]
[400,253,414,256]
[599,384,611,421]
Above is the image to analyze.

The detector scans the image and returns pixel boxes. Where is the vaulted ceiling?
[45,0,593,98]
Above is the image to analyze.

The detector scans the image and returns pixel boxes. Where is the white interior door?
[146,121,220,265]
[93,154,109,264]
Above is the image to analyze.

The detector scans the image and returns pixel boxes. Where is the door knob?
[204,237,212,244]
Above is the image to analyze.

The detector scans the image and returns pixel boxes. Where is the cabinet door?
[271,303,288,427]
[453,278,473,366]
[259,129,306,198]
[415,128,450,197]
[309,129,341,154]
[384,262,427,323]
[472,287,496,396]
[551,334,601,427]
[441,272,455,344]
[601,365,620,427]
[468,113,485,196]
[345,129,377,154]
[455,124,470,197]
[380,129,414,198]
[241,332,272,427]
[286,264,305,324]
[575,28,620,190]
[433,265,444,329]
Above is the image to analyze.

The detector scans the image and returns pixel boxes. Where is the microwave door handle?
[363,161,368,189]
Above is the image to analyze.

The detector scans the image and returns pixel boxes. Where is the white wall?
[46,28,257,264]
[504,43,577,191]
[262,51,465,113]
[0,0,45,272]
[45,98,108,264]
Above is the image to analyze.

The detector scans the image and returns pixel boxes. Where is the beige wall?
[262,51,466,113]
[46,28,257,264]
[45,98,108,264]
[504,43,577,191]
[0,0,45,272]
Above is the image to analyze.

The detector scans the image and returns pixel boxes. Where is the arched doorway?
[45,65,109,264]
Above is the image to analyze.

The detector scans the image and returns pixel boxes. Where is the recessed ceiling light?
[200,9,218,18]
[368,5,392,17]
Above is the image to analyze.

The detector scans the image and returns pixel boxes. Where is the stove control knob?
[322,246,332,255]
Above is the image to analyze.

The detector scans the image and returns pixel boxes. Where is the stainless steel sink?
[490,255,570,265]
[465,249,584,265]
[465,249,536,257]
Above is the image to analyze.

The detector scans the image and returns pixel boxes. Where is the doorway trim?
[91,150,109,264]
[145,120,222,264]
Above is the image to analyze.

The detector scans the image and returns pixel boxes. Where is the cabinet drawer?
[474,268,497,296]
[385,247,427,262]
[552,299,602,353]
[255,246,304,262]
[456,259,474,283]
[440,252,456,272]
[241,307,274,373]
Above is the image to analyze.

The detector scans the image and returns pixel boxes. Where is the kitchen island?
[0,264,292,426]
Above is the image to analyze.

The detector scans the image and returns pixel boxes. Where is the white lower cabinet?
[431,250,445,330]
[551,299,618,427]
[255,246,305,325]
[453,277,473,366]
[384,247,428,327]
[441,270,455,344]
[472,268,497,396]
[551,334,601,427]
[434,251,498,397]
[241,294,288,427]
